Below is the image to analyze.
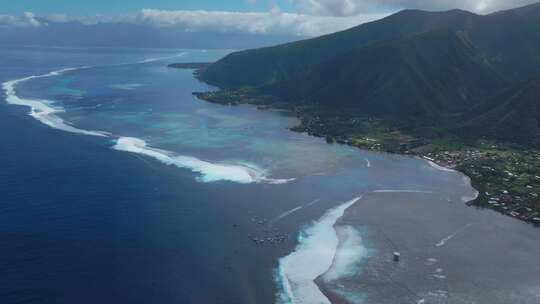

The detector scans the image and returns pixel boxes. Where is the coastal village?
[191,88,540,227]
[291,108,540,226]
[421,147,540,224]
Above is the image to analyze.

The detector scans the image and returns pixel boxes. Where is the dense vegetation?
[200,2,540,147]
[191,2,540,224]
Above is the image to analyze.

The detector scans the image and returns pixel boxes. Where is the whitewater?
[1,61,293,185]
[2,68,109,137]
[113,137,294,184]
[276,197,365,304]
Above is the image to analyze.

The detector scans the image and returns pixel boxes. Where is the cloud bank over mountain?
[291,0,540,16]
[1,0,538,48]
[0,12,43,28]
[0,8,384,37]
[137,9,384,36]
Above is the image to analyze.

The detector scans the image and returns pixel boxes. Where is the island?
[172,2,540,225]
[189,89,540,225]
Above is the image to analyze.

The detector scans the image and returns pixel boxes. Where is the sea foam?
[113,137,294,184]
[2,68,109,137]
[137,52,187,64]
[322,225,367,283]
[423,158,457,173]
[3,65,293,185]
[276,197,362,304]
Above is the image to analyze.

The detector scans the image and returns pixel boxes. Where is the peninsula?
[181,2,540,225]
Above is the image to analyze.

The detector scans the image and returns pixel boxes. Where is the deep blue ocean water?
[2,46,539,304]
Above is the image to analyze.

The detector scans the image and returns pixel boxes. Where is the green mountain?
[265,30,503,125]
[201,9,479,88]
[459,78,540,146]
[203,3,540,87]
[199,2,540,146]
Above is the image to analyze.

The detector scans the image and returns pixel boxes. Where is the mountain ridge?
[199,1,540,147]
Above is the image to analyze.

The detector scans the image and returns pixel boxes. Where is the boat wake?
[270,206,304,225]
[269,199,321,226]
[275,197,363,304]
[435,223,473,247]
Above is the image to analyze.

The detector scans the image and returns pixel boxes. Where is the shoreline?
[189,85,540,227]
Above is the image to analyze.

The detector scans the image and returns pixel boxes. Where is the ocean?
[1,46,539,304]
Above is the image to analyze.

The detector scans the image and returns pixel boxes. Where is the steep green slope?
[469,7,540,81]
[202,3,540,88]
[459,78,540,146]
[198,2,540,147]
[264,30,504,126]
[201,9,477,88]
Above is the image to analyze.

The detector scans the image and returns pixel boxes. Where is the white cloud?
[291,0,540,16]
[23,12,43,27]
[0,9,385,37]
[10,0,536,38]
[0,11,45,27]
[45,14,69,23]
[138,9,385,36]
[0,15,20,27]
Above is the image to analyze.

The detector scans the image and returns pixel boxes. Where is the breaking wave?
[113,137,294,184]
[136,52,187,64]
[322,225,367,283]
[2,68,109,137]
[2,65,294,185]
[275,197,362,304]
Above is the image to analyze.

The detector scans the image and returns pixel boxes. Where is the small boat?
[393,252,401,262]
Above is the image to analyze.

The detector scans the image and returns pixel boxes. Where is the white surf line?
[276,197,361,304]
[136,52,187,64]
[3,65,294,185]
[421,157,457,173]
[424,158,480,203]
[435,223,473,247]
[113,137,295,184]
[265,176,296,185]
[321,225,367,283]
[2,67,110,137]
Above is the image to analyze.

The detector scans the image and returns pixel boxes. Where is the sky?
[0,0,292,15]
[3,0,539,16]
[1,0,539,37]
